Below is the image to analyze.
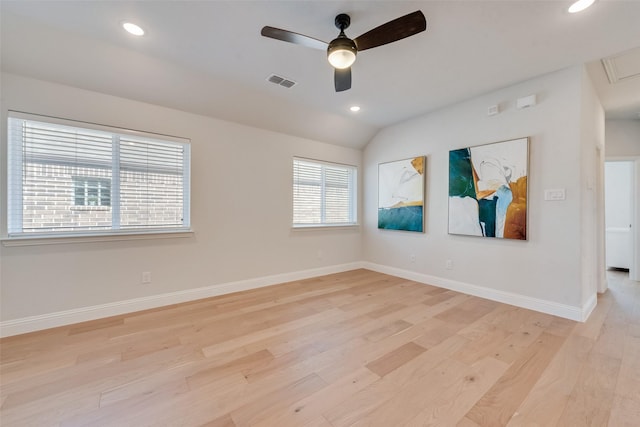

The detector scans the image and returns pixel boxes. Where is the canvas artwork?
[378,156,425,232]
[448,137,528,240]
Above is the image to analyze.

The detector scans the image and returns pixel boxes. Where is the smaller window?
[293,157,357,227]
[74,177,111,207]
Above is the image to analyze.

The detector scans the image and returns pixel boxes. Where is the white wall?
[0,65,609,331]
[606,120,640,157]
[363,66,598,317]
[579,68,606,299]
[0,73,363,324]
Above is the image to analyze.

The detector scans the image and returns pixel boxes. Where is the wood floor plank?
[422,290,459,306]
[199,413,237,427]
[544,316,578,337]
[321,375,395,427]
[368,332,470,391]
[363,319,414,343]
[464,332,566,426]
[572,294,613,340]
[451,325,511,365]
[402,293,472,324]
[200,307,348,359]
[314,316,451,384]
[243,343,322,383]
[607,395,640,427]
[3,342,201,409]
[435,297,498,325]
[100,372,191,408]
[555,352,620,426]
[250,367,379,427]
[187,349,275,389]
[401,356,508,426]
[0,269,635,427]
[365,302,409,319]
[411,317,464,348]
[70,374,242,427]
[1,392,100,427]
[365,342,427,377]
[457,416,482,427]
[613,330,640,401]
[229,373,327,427]
[303,416,334,427]
[491,329,545,365]
[323,334,470,427]
[506,334,594,427]
[349,357,472,426]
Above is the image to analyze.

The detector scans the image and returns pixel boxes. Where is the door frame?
[604,156,639,282]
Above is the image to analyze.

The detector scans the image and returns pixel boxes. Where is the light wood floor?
[1,269,638,427]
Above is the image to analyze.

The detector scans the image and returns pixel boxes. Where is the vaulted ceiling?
[2,1,639,149]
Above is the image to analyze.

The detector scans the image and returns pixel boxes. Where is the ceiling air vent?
[267,74,297,88]
[602,47,640,84]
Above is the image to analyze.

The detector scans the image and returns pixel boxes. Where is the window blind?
[292,158,356,226]
[6,112,190,237]
[119,137,186,229]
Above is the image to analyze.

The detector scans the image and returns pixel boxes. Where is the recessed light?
[350,106,361,112]
[122,22,145,36]
[568,0,595,13]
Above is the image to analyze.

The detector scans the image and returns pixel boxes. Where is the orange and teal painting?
[378,156,425,232]
[449,138,528,240]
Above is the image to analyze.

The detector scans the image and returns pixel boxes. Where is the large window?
[6,112,191,237]
[292,157,357,227]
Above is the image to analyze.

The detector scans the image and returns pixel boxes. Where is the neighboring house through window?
[6,112,191,237]
[292,157,357,227]
[74,177,111,207]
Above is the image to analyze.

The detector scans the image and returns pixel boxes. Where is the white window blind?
[293,157,357,227]
[6,112,190,237]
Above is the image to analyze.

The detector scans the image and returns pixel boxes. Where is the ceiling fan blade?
[335,68,352,92]
[353,11,426,52]
[261,26,328,50]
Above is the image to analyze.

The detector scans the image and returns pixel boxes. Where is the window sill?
[292,224,360,231]
[1,230,194,247]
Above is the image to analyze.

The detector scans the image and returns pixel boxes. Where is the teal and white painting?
[448,138,528,240]
[378,156,425,232]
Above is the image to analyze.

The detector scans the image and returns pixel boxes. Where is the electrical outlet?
[409,254,416,263]
[445,260,453,270]
[142,272,152,284]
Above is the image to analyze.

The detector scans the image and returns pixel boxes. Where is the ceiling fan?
[261,10,427,92]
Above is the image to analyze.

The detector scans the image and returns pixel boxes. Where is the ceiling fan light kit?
[327,38,357,69]
[261,10,427,92]
[327,14,357,69]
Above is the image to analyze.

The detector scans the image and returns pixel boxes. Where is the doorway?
[605,160,637,280]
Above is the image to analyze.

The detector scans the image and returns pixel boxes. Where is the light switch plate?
[544,189,566,201]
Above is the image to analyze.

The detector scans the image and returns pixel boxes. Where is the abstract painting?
[378,156,425,232]
[448,138,528,240]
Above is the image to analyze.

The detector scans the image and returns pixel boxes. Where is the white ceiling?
[588,46,640,120]
[1,0,639,149]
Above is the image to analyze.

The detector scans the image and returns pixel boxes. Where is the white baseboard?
[0,262,365,338]
[1,260,596,338]
[362,262,594,322]
[581,293,597,322]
